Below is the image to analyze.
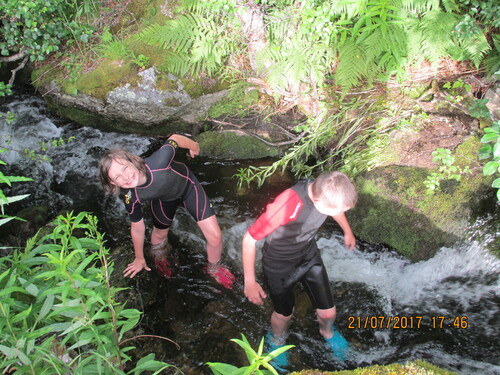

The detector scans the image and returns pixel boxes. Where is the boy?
[99,134,235,289]
[242,171,357,368]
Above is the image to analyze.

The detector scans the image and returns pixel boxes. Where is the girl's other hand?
[124,257,151,278]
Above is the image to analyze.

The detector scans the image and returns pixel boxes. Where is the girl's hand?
[189,142,200,158]
[124,257,151,278]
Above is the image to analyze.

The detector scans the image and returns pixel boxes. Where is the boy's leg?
[301,256,349,360]
[266,310,293,372]
[316,306,336,338]
[271,310,293,342]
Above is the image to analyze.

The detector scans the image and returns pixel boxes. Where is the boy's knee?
[317,306,336,321]
[273,311,293,323]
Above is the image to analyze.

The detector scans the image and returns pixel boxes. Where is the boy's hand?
[124,258,151,278]
[344,232,356,251]
[244,281,267,305]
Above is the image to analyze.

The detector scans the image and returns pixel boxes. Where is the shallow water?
[1,92,499,375]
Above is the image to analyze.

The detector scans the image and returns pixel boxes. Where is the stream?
[1,90,499,375]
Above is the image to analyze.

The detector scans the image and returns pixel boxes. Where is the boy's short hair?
[99,149,146,196]
[311,171,358,210]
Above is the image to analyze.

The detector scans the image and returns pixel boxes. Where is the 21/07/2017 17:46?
[347,315,469,329]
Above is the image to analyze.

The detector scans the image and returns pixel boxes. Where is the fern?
[335,40,369,90]
[407,10,458,66]
[256,38,333,95]
[451,32,490,68]
[138,13,237,77]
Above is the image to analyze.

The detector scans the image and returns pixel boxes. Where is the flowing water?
[1,91,499,375]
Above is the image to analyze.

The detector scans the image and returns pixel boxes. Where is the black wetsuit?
[121,139,215,228]
[248,179,334,316]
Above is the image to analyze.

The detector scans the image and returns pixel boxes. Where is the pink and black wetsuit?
[120,139,215,228]
[248,179,334,316]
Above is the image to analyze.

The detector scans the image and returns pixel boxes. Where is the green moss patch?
[196,131,280,159]
[289,360,457,375]
[69,59,139,100]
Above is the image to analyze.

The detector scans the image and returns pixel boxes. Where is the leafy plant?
[206,334,293,375]
[424,148,471,194]
[0,211,175,374]
[478,121,500,200]
[0,0,95,91]
[0,150,32,228]
[138,11,239,77]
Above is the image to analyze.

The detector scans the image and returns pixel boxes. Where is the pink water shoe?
[205,262,236,289]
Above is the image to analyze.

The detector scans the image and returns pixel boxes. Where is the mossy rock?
[196,130,281,159]
[348,164,494,260]
[289,360,457,374]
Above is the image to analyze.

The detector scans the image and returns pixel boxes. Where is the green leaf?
[38,293,54,320]
[481,133,499,143]
[206,362,243,375]
[492,177,500,188]
[483,160,500,175]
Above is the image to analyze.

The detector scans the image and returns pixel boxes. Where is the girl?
[99,134,235,289]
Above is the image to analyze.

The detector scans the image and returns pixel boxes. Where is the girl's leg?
[197,215,223,264]
[151,226,169,246]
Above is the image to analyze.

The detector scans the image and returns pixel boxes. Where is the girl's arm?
[124,219,151,277]
[168,134,200,158]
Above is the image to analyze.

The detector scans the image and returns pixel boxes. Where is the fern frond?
[257,38,333,94]
[137,12,238,77]
[452,32,490,68]
[139,15,198,53]
[335,39,369,89]
[407,10,458,65]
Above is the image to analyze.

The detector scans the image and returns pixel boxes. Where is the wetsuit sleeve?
[248,189,304,241]
[146,139,178,169]
[122,190,143,223]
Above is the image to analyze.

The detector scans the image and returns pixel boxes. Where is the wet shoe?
[265,331,289,373]
[205,262,236,289]
[154,257,172,279]
[325,326,349,361]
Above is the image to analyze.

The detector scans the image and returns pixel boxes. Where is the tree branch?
[8,55,29,86]
[0,49,28,63]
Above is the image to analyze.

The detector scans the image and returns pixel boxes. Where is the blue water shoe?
[265,331,289,373]
[325,326,349,361]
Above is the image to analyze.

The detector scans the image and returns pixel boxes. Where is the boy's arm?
[168,134,200,158]
[332,212,356,251]
[242,231,267,305]
[124,219,151,278]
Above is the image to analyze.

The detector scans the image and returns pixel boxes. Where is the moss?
[195,131,280,159]
[155,74,180,92]
[180,75,230,99]
[350,166,460,260]
[289,360,458,375]
[163,97,182,106]
[68,59,139,100]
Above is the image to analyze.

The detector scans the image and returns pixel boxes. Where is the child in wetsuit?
[99,134,235,288]
[242,171,357,367]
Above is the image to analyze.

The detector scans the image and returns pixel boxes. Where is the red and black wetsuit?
[248,179,334,316]
[121,139,215,228]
